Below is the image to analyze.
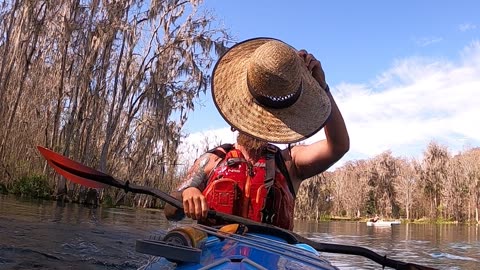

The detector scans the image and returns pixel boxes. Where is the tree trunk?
[476,207,479,223]
[0,0,20,117]
[99,29,127,172]
[0,2,42,160]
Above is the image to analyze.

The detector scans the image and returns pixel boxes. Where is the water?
[295,221,480,269]
[1,195,479,269]
[0,194,172,269]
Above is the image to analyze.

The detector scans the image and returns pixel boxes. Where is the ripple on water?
[449,242,476,251]
[430,251,479,262]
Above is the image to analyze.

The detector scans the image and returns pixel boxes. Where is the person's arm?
[291,50,350,180]
[164,152,220,220]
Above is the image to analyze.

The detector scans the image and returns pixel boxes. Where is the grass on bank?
[9,175,52,199]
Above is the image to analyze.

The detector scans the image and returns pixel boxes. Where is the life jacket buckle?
[227,158,236,166]
[260,208,276,224]
[265,144,277,157]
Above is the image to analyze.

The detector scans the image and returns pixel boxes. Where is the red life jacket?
[202,144,296,230]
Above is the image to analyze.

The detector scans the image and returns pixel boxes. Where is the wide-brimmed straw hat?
[212,37,332,143]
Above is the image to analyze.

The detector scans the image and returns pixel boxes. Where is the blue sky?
[179,0,480,168]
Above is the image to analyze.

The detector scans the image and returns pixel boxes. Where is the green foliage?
[0,183,8,194]
[435,216,456,224]
[412,217,432,224]
[11,175,52,199]
[317,214,332,221]
[102,194,115,208]
[365,190,376,215]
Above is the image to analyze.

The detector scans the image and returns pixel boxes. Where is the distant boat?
[366,220,401,227]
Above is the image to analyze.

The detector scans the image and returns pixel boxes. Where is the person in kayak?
[165,38,349,230]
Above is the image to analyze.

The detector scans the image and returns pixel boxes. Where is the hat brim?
[212,37,332,144]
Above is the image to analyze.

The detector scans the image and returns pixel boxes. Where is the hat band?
[247,75,303,109]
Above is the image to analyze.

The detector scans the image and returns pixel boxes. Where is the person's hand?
[298,50,328,90]
[182,187,208,220]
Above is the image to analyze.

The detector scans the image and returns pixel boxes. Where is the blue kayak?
[136,224,338,269]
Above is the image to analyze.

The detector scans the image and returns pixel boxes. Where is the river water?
[0,194,478,269]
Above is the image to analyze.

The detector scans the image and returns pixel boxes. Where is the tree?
[295,173,335,220]
[330,161,369,218]
[396,158,417,220]
[367,151,400,218]
[0,0,230,205]
[457,148,480,222]
[418,142,449,219]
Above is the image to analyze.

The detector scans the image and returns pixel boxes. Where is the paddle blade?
[37,146,108,189]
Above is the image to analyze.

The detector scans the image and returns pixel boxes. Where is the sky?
[178,0,480,169]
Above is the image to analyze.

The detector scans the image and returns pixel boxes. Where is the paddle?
[37,146,436,270]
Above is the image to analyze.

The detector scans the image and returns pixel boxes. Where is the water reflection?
[293,220,480,269]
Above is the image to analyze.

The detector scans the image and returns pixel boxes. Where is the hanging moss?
[10,175,52,199]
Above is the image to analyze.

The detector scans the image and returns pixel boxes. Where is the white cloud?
[325,40,480,164]
[459,23,477,32]
[179,41,480,170]
[414,36,443,47]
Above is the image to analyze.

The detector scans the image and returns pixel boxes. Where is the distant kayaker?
[370,215,380,222]
[164,38,350,230]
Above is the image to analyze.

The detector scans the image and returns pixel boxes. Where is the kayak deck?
[137,224,338,270]
[182,234,335,269]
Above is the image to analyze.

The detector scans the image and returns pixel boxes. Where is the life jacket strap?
[261,145,277,224]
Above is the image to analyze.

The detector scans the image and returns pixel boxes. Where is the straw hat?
[212,37,332,143]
